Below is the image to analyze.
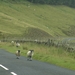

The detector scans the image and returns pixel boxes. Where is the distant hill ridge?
[1,0,75,8]
[28,0,75,8]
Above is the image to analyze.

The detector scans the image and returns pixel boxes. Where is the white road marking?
[0,64,17,75]
[0,64,9,70]
[11,72,17,75]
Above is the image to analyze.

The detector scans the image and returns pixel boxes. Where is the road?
[0,49,75,75]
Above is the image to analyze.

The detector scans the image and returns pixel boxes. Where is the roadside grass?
[0,42,75,70]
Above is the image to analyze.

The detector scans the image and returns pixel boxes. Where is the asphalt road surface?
[0,49,75,75]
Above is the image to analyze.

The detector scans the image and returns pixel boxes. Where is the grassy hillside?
[0,1,75,39]
[0,1,75,70]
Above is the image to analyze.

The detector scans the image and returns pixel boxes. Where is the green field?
[0,1,75,39]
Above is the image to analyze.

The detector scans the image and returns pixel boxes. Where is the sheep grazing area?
[0,41,75,70]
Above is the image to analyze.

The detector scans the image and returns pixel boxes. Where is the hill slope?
[0,1,75,39]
